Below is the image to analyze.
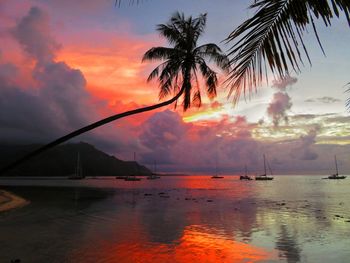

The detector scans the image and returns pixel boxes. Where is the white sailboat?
[327,155,346,179]
[68,152,85,180]
[255,154,273,181]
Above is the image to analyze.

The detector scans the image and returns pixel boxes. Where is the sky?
[1,0,350,175]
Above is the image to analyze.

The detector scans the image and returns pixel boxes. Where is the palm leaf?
[142,47,182,62]
[226,0,350,104]
[345,82,350,111]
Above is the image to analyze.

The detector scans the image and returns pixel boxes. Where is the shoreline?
[0,190,29,213]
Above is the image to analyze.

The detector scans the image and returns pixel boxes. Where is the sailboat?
[147,160,161,180]
[124,152,142,181]
[211,155,224,179]
[255,154,273,181]
[240,165,252,180]
[68,152,85,180]
[327,155,346,180]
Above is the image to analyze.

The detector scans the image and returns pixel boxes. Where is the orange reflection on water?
[96,225,275,263]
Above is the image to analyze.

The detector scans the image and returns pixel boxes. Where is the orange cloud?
[57,31,163,106]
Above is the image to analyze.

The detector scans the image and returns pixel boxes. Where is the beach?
[0,190,29,213]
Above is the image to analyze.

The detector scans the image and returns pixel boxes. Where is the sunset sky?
[1,0,350,174]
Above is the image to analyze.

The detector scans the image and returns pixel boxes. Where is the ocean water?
[0,175,350,263]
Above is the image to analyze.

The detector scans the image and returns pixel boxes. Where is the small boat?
[211,175,224,179]
[125,176,141,181]
[255,154,273,181]
[124,152,142,181]
[211,156,224,179]
[240,165,252,180]
[327,156,346,180]
[147,160,161,180]
[68,152,85,180]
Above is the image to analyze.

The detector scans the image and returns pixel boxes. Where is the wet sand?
[0,190,29,212]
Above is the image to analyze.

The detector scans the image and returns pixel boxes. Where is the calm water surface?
[0,175,350,263]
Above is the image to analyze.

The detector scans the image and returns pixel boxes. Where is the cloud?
[305,97,341,103]
[272,75,297,91]
[267,92,292,126]
[139,110,188,164]
[56,28,162,108]
[12,7,61,64]
[139,110,261,173]
[0,6,140,157]
[267,75,298,126]
[290,128,319,161]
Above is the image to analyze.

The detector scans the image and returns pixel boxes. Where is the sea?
[0,175,349,263]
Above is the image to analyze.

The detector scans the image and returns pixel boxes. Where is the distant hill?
[0,142,152,177]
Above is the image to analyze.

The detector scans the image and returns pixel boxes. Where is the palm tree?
[116,1,350,104]
[0,12,229,175]
[143,12,229,110]
[225,0,350,104]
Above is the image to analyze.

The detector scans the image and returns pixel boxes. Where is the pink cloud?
[12,7,61,64]
[272,75,297,91]
[267,92,292,126]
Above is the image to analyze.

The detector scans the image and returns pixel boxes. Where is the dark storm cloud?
[0,6,138,155]
[0,6,95,142]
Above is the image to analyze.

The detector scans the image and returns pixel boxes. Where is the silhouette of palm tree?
[0,12,229,174]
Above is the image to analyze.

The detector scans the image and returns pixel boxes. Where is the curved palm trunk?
[0,87,185,175]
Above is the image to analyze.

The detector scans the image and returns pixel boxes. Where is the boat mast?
[335,155,339,175]
[76,152,81,177]
[263,154,266,176]
[245,165,247,176]
[134,152,138,176]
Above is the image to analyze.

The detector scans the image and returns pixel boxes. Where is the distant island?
[0,142,152,177]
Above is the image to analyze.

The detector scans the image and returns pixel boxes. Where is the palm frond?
[146,61,168,82]
[197,58,218,98]
[192,90,202,107]
[345,82,350,111]
[192,13,207,43]
[195,44,231,72]
[115,0,144,7]
[142,47,181,62]
[157,23,183,46]
[226,0,350,104]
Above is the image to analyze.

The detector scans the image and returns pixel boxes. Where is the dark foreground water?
[0,175,350,263]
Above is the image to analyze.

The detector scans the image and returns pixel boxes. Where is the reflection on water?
[1,176,350,262]
[81,225,275,263]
